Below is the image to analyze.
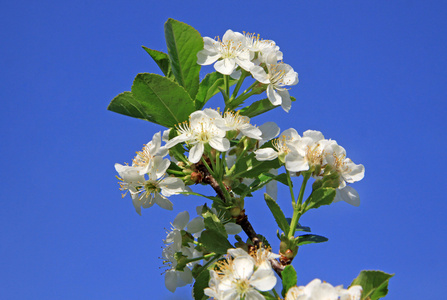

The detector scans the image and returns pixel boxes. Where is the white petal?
[210,137,230,152]
[278,90,292,112]
[240,125,263,139]
[165,270,178,293]
[235,57,255,72]
[230,68,241,79]
[259,122,280,141]
[250,269,277,291]
[266,85,282,106]
[154,193,174,210]
[187,217,205,234]
[285,151,309,172]
[228,248,252,258]
[255,148,278,161]
[178,267,193,285]
[335,186,360,206]
[224,223,242,235]
[233,257,254,280]
[189,143,204,163]
[245,290,265,300]
[250,65,270,84]
[173,211,190,229]
[303,130,324,141]
[344,160,365,183]
[215,58,236,75]
[197,50,221,65]
[165,134,189,149]
[281,128,300,141]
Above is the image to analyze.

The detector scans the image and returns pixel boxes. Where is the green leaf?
[296,234,328,246]
[275,173,290,186]
[350,270,394,300]
[193,269,210,300]
[198,229,233,254]
[281,265,297,297]
[195,72,236,109]
[241,173,275,197]
[264,193,290,234]
[203,211,227,237]
[233,152,281,179]
[108,73,196,127]
[108,91,157,123]
[141,46,174,79]
[239,96,296,118]
[306,187,336,210]
[164,18,203,99]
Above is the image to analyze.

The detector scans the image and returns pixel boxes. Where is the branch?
[195,158,286,277]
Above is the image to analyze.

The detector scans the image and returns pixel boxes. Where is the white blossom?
[162,243,194,293]
[197,29,254,76]
[222,111,262,140]
[285,279,362,300]
[243,32,283,64]
[255,128,302,170]
[323,143,365,206]
[165,109,230,164]
[163,211,205,293]
[116,156,186,213]
[250,54,298,112]
[132,131,168,175]
[204,249,277,300]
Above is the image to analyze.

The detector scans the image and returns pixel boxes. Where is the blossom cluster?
[204,248,279,300]
[285,279,362,300]
[110,20,381,299]
[255,128,365,206]
[197,30,298,112]
[115,132,187,214]
[163,209,242,292]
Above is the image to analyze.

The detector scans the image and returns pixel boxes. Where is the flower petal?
[335,186,360,207]
[173,211,190,229]
[187,217,205,234]
[224,223,242,235]
[215,58,236,75]
[189,143,204,163]
[250,269,277,291]
[255,148,278,161]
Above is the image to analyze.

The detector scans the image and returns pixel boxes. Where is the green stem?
[215,151,221,179]
[286,170,295,204]
[201,156,215,176]
[166,169,185,176]
[224,75,230,101]
[272,288,280,299]
[186,252,217,264]
[230,70,247,101]
[201,157,231,201]
[200,253,221,271]
[288,173,310,238]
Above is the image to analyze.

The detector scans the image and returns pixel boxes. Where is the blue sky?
[1,1,446,299]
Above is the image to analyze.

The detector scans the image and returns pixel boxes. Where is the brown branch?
[195,158,286,277]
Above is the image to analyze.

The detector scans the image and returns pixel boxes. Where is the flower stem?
[230,70,247,101]
[286,170,295,204]
[186,252,217,264]
[224,75,230,101]
[288,173,310,238]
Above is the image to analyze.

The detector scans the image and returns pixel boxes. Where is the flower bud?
[190,171,203,184]
[230,207,241,217]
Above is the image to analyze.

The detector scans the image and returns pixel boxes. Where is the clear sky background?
[1,1,446,299]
